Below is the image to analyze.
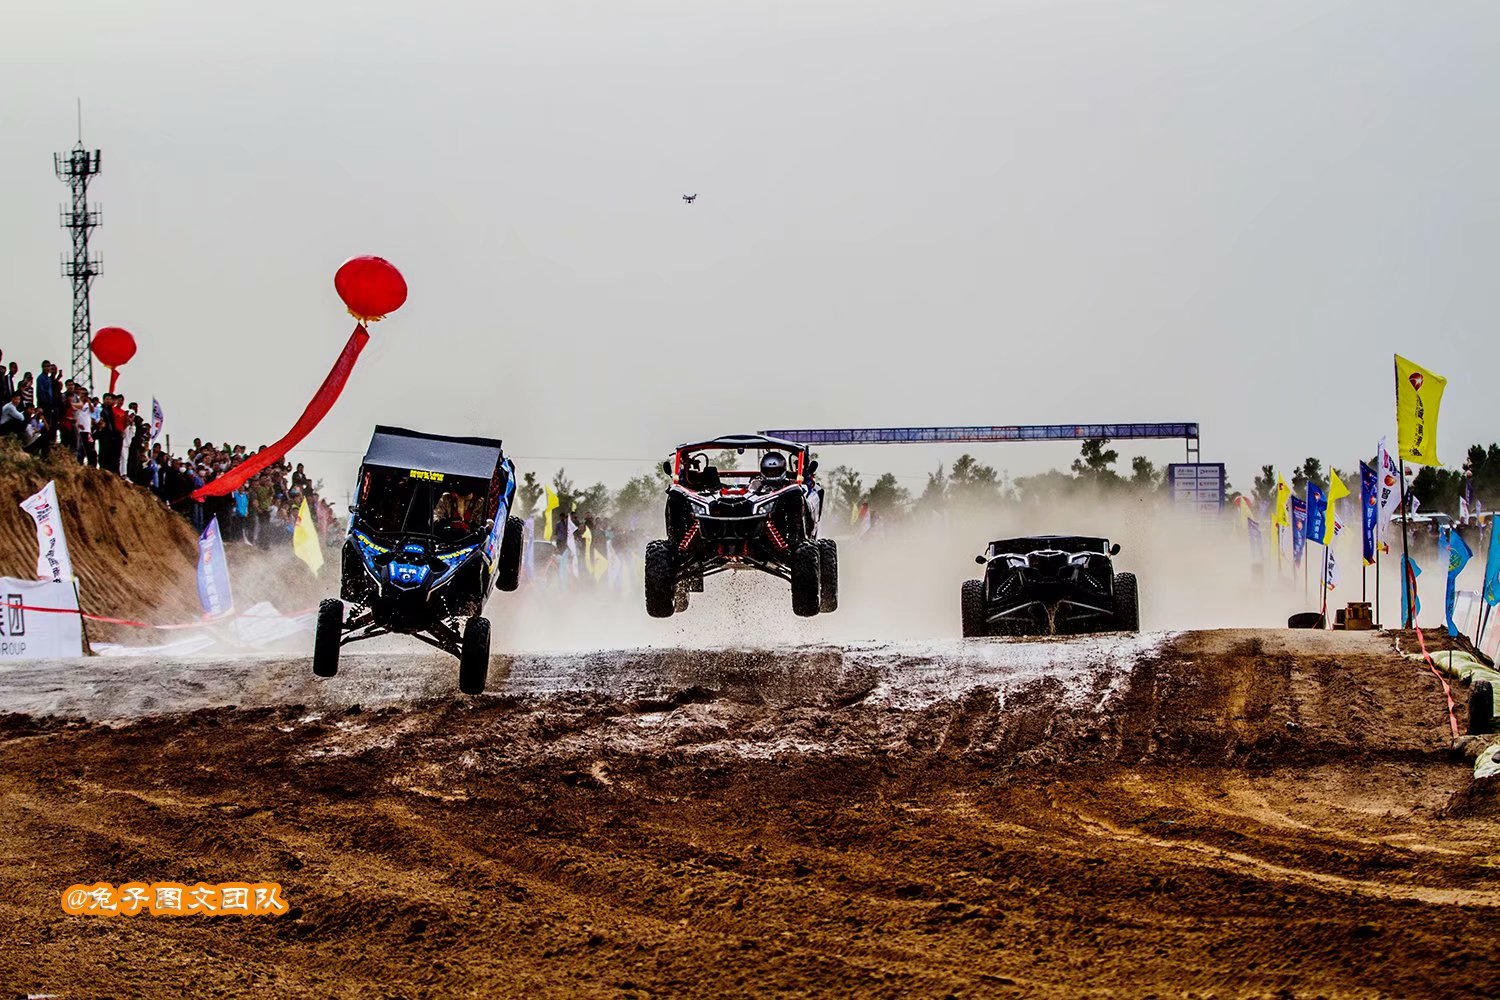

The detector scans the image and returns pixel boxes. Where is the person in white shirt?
[0,393,25,437]
[73,394,97,466]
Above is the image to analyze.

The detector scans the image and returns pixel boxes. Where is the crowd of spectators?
[0,349,339,552]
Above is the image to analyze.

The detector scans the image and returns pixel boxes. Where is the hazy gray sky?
[3,1,1496,504]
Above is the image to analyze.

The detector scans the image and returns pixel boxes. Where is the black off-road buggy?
[313,426,523,694]
[645,434,836,618]
[961,535,1139,637]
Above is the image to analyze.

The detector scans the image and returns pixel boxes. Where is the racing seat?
[697,465,723,492]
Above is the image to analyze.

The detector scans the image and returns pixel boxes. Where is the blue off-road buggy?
[313,426,523,694]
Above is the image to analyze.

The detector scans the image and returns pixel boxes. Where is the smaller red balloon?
[91,327,137,369]
[335,256,407,322]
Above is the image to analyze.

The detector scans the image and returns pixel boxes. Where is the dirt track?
[3,630,1498,998]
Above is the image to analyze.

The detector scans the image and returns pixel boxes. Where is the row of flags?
[1244,353,1500,638]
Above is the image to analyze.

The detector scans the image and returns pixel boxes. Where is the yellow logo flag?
[293,499,324,575]
[1395,354,1446,467]
[1322,468,1350,545]
[1271,474,1290,527]
[542,486,559,541]
[582,525,608,580]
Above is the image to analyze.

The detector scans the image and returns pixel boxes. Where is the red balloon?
[335,256,407,322]
[91,327,137,369]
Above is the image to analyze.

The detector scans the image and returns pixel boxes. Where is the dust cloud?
[483,495,1320,653]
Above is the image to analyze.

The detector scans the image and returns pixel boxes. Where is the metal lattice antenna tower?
[55,107,102,393]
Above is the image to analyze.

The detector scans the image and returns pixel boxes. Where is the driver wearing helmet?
[750,450,789,494]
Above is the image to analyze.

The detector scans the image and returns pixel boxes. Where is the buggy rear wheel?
[791,542,821,617]
[960,579,987,638]
[816,538,838,613]
[1113,572,1140,632]
[313,599,343,677]
[496,516,524,592]
[645,540,676,618]
[459,616,491,695]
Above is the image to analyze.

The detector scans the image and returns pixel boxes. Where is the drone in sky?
[682,193,697,204]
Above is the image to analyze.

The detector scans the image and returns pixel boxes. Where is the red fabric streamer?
[1411,626,1462,739]
[191,324,370,500]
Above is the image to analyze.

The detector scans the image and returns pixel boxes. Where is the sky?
[2,0,1497,507]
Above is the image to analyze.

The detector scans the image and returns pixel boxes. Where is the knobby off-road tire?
[961,579,987,638]
[313,599,343,677]
[496,516,524,592]
[459,616,491,695]
[791,542,821,618]
[817,538,839,613]
[1113,572,1140,632]
[645,540,677,618]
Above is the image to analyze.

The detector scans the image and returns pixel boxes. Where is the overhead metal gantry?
[758,422,1201,462]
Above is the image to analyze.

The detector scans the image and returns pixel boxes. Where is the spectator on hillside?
[34,362,53,425]
[0,393,26,438]
[18,373,34,410]
[73,392,96,466]
[22,407,48,458]
[0,359,12,402]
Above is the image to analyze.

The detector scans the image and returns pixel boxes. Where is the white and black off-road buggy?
[645,434,836,618]
[961,535,1139,637]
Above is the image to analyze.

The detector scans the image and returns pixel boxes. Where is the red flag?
[192,325,370,500]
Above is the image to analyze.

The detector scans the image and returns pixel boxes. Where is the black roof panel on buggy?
[362,425,505,481]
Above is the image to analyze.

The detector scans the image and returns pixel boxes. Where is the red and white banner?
[19,481,74,583]
[0,578,83,658]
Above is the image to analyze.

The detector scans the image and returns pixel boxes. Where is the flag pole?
[1399,458,1413,628]
[1394,355,1415,630]
[1375,542,1382,629]
[1321,546,1330,623]
[1303,543,1309,603]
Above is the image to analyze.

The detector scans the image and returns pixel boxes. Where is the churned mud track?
[1,630,1497,998]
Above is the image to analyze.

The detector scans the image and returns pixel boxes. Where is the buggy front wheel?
[960,580,986,638]
[459,615,491,695]
[817,538,838,613]
[1112,572,1140,632]
[496,516,524,592]
[313,599,343,677]
[791,543,821,617]
[645,540,676,618]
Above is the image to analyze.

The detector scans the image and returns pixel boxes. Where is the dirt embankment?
[1,630,1496,998]
[0,449,325,632]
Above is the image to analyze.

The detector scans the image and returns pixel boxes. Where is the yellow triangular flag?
[293,499,324,575]
[542,486,559,541]
[1322,468,1350,545]
[1271,474,1290,528]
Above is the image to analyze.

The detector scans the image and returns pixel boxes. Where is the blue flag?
[1443,526,1473,637]
[197,516,234,618]
[1290,496,1308,567]
[1359,461,1378,565]
[1401,554,1422,623]
[1305,482,1328,548]
[1485,518,1500,608]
